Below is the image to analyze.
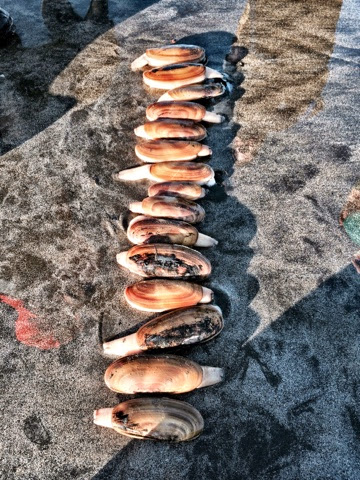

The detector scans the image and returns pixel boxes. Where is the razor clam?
[94,397,204,442]
[104,354,224,394]
[148,182,205,200]
[103,304,223,357]
[116,244,212,279]
[159,83,226,102]
[131,44,206,71]
[115,163,215,186]
[129,196,205,224]
[125,279,213,312]
[127,216,217,247]
[134,119,207,141]
[146,101,224,124]
[143,63,223,90]
[135,140,211,163]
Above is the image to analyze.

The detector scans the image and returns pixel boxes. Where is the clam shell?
[137,305,224,349]
[135,140,209,163]
[159,83,226,102]
[135,119,207,141]
[137,196,205,223]
[148,182,205,200]
[115,163,214,185]
[104,354,205,394]
[146,45,206,66]
[127,216,199,246]
[94,398,204,441]
[146,101,206,122]
[102,305,223,357]
[150,162,214,185]
[125,279,213,312]
[117,244,211,279]
[143,63,206,90]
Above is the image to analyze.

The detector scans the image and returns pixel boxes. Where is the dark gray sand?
[0,1,359,479]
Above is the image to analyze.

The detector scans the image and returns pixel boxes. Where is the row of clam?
[94,45,226,442]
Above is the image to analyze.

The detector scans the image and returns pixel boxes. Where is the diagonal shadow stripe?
[0,0,161,155]
[92,264,360,480]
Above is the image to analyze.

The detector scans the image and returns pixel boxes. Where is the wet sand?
[0,1,359,479]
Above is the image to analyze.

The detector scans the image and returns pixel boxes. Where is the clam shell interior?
[146,45,206,64]
[123,243,211,278]
[137,305,224,349]
[144,63,206,81]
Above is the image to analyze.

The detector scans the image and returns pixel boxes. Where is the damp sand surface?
[0,1,360,479]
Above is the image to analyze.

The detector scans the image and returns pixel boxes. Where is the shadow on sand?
[0,0,160,155]
[94,267,360,479]
[93,11,359,478]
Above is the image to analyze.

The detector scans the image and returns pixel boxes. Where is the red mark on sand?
[0,294,60,350]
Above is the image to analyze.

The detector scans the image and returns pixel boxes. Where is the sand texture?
[0,0,359,478]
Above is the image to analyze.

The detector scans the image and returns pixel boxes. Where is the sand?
[0,0,359,478]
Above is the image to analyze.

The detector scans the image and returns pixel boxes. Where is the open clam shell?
[125,279,213,312]
[116,244,212,279]
[127,216,217,247]
[103,305,224,357]
[104,354,224,394]
[129,196,205,224]
[131,44,206,71]
[146,101,223,123]
[148,182,205,200]
[143,63,223,90]
[134,119,207,141]
[159,83,226,102]
[135,140,211,163]
[94,398,204,442]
